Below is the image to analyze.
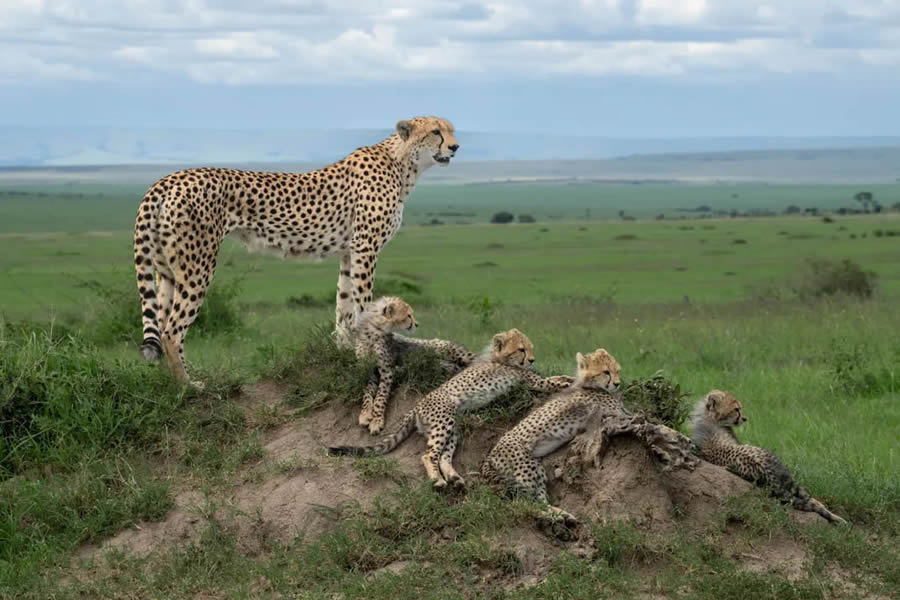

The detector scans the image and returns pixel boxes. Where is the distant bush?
[426,218,444,226]
[373,276,424,298]
[490,211,515,224]
[822,216,835,223]
[874,229,884,238]
[518,214,536,223]
[798,258,877,299]
[614,234,637,241]
[784,205,801,215]
[829,343,898,398]
[486,242,505,249]
[286,293,331,309]
[732,239,748,245]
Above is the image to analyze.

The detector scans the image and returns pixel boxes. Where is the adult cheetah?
[133,117,459,384]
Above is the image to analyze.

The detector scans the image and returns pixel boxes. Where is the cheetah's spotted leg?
[334,254,356,348]
[438,432,465,487]
[358,378,377,427]
[604,415,699,472]
[422,445,447,488]
[366,365,394,435]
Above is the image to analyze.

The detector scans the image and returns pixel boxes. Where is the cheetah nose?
[448,144,459,152]
[528,358,535,364]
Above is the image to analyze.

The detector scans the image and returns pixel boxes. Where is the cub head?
[490,328,535,368]
[365,296,417,333]
[575,349,621,392]
[395,116,459,169]
[700,389,746,427]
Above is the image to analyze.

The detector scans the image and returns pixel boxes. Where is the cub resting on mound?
[690,390,847,524]
[482,348,698,526]
[352,296,476,435]
[329,328,572,488]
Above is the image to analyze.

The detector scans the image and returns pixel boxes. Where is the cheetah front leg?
[366,363,394,435]
[334,254,356,348]
[358,373,378,428]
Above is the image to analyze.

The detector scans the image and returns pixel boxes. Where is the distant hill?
[3,126,900,173]
[1,146,899,186]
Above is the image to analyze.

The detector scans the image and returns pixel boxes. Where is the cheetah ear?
[492,333,504,353]
[383,303,395,318]
[706,392,719,410]
[576,352,585,371]
[396,120,412,141]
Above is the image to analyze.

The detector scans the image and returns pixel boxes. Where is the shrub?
[0,326,185,476]
[829,343,897,397]
[614,234,637,241]
[490,212,515,224]
[518,214,536,223]
[798,258,877,299]
[79,275,244,346]
[621,371,689,429]
[732,239,748,245]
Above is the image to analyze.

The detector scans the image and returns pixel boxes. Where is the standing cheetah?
[328,329,573,488]
[482,349,697,527]
[352,296,475,435]
[133,117,458,384]
[690,390,847,524]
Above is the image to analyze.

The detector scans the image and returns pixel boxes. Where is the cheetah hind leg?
[437,432,465,488]
[421,439,447,489]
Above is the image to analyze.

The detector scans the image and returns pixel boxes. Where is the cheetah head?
[575,349,621,392]
[490,328,535,368]
[395,116,459,169]
[702,389,746,427]
[363,296,417,333]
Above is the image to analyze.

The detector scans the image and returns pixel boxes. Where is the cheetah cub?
[690,390,846,524]
[353,296,475,435]
[329,329,573,488]
[480,349,622,525]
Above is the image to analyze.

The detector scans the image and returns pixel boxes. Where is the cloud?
[1,0,899,84]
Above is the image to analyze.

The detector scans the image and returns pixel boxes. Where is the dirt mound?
[85,382,825,559]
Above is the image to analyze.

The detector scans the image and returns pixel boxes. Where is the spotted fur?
[353,296,475,435]
[690,390,847,524]
[480,349,621,523]
[133,117,459,384]
[328,329,573,488]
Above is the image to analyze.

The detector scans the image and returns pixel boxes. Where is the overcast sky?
[1,0,899,136]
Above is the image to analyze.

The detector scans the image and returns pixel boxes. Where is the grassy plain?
[1,181,898,598]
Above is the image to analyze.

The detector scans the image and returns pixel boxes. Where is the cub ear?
[383,303,395,318]
[396,120,412,140]
[492,333,505,353]
[576,352,585,370]
[706,391,720,409]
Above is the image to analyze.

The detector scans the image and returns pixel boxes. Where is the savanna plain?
[1,178,898,599]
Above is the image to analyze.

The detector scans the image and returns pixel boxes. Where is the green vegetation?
[0,182,898,597]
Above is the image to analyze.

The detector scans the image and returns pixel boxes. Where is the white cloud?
[0,0,898,84]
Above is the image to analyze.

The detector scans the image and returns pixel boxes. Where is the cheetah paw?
[367,420,384,436]
[358,410,372,427]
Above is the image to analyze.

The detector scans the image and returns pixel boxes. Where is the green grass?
[0,182,898,597]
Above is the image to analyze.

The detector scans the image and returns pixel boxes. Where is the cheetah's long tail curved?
[792,486,847,525]
[328,410,416,457]
[134,191,162,361]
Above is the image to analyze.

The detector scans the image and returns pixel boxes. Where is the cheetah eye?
[432,129,440,135]
[603,370,610,376]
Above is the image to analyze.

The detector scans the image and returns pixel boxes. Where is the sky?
[1,0,900,137]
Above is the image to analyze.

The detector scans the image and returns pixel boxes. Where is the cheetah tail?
[793,487,848,525]
[134,193,162,361]
[327,410,416,457]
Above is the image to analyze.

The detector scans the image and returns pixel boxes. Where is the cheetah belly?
[532,436,571,458]
[532,422,583,457]
[230,228,349,261]
[459,379,514,412]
